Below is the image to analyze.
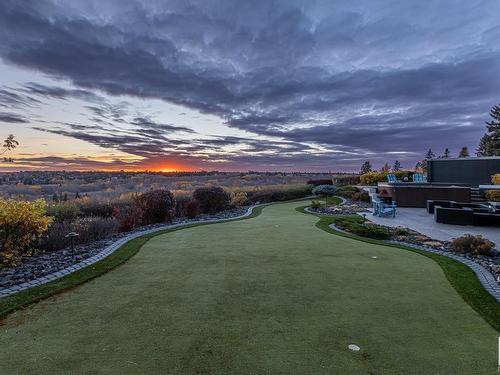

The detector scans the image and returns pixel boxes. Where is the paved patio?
[360,208,500,246]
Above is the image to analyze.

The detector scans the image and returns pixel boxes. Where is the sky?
[0,0,499,172]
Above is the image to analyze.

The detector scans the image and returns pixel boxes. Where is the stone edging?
[328,223,500,302]
[0,204,260,300]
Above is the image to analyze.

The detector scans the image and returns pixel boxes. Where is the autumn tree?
[0,199,52,265]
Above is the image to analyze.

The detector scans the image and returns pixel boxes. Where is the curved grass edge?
[0,204,268,321]
[297,205,500,332]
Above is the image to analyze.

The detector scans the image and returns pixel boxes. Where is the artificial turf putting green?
[1,201,498,374]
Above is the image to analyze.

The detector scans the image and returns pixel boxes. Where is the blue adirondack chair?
[413,173,427,183]
[372,198,381,216]
[387,173,397,183]
[378,201,397,217]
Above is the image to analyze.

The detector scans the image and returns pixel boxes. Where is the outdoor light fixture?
[65,232,79,258]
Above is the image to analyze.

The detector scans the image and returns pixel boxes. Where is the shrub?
[333,216,391,240]
[451,234,495,256]
[307,179,333,186]
[193,187,230,214]
[332,175,361,185]
[311,200,322,209]
[185,200,200,219]
[246,185,312,204]
[492,174,500,185]
[134,189,176,224]
[230,191,249,207]
[336,185,358,193]
[393,226,409,236]
[46,203,82,222]
[352,191,370,202]
[312,185,337,197]
[485,174,500,202]
[76,198,115,218]
[360,171,410,185]
[485,190,500,202]
[312,185,337,204]
[336,186,370,201]
[39,216,118,252]
[0,199,53,265]
[174,195,191,218]
[112,206,137,232]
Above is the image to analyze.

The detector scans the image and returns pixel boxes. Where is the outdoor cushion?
[451,202,483,210]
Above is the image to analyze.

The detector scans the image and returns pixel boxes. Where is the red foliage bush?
[185,200,200,219]
[193,187,230,214]
[112,207,137,232]
[133,189,176,225]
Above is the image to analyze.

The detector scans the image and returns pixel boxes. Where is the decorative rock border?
[328,223,500,302]
[0,204,260,300]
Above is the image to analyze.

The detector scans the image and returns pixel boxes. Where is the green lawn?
[1,201,498,374]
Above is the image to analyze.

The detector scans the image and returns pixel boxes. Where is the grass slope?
[0,206,266,320]
[0,201,498,374]
[299,207,500,332]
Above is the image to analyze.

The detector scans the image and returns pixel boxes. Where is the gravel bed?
[0,207,249,289]
[310,198,370,215]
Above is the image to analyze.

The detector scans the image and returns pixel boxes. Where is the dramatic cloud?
[0,0,498,170]
[0,112,29,123]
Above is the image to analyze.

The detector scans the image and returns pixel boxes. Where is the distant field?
[0,171,355,201]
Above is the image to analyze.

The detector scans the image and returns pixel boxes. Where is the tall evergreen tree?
[458,146,469,158]
[360,161,372,174]
[421,149,435,172]
[441,148,451,158]
[392,160,401,171]
[476,104,500,156]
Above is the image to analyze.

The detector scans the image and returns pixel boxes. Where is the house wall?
[377,183,471,207]
[428,157,500,187]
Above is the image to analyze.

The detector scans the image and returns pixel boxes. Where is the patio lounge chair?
[372,198,396,217]
[413,173,427,183]
[379,201,397,218]
[372,198,381,216]
[387,174,397,183]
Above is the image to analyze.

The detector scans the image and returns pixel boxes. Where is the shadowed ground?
[0,201,497,374]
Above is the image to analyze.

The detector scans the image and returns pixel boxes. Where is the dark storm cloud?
[21,82,102,102]
[0,112,29,123]
[1,0,498,170]
[0,88,41,108]
[130,117,195,134]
